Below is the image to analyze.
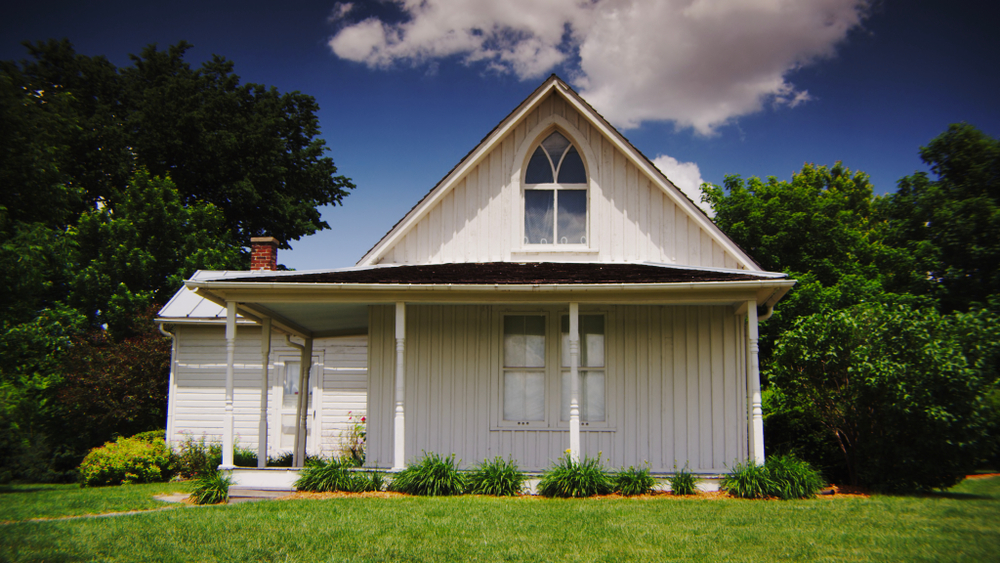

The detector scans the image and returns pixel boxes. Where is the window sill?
[511,248,599,260]
[491,424,616,432]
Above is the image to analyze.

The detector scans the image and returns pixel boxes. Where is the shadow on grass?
[0,486,54,495]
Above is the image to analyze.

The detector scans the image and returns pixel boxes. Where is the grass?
[1,478,999,561]
[0,481,193,523]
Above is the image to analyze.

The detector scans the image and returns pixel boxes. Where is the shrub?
[668,464,697,495]
[721,456,825,499]
[172,434,221,479]
[537,454,614,498]
[191,469,232,504]
[615,465,656,496]
[352,471,386,493]
[78,434,174,487]
[268,452,294,467]
[389,452,466,496]
[234,445,257,468]
[466,457,525,496]
[721,460,772,499]
[766,454,825,499]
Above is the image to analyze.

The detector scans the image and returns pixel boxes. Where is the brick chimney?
[250,237,279,271]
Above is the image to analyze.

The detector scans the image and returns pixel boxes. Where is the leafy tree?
[769,303,998,491]
[878,123,1000,312]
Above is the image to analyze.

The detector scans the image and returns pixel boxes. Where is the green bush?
[466,457,525,496]
[78,434,174,487]
[721,460,772,499]
[614,465,656,496]
[766,454,825,499]
[722,456,825,499]
[234,445,258,467]
[191,468,232,504]
[389,452,466,496]
[668,464,697,495]
[538,454,614,498]
[172,434,221,478]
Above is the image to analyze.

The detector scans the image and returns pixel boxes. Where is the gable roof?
[357,74,761,270]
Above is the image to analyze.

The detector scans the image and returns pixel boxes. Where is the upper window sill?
[512,247,599,258]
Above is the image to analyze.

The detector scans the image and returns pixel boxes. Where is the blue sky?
[3,1,998,270]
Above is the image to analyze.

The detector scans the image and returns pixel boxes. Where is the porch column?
[568,303,581,462]
[221,301,237,469]
[257,317,271,469]
[393,302,406,471]
[747,301,765,464]
[293,336,313,466]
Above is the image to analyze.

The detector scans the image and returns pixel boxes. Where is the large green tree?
[702,162,923,366]
[0,39,355,481]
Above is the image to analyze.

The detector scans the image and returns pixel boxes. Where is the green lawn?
[1,478,999,562]
[0,481,193,523]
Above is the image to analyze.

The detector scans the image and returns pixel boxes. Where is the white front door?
[278,360,314,453]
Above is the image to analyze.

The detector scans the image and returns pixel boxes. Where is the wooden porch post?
[221,301,237,469]
[293,337,313,466]
[393,302,406,471]
[568,303,581,462]
[257,317,271,469]
[747,301,765,464]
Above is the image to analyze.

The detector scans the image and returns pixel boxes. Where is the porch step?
[228,485,295,503]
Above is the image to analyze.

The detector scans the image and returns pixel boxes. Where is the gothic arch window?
[523,131,588,245]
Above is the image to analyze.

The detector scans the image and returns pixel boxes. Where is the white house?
[157,75,793,484]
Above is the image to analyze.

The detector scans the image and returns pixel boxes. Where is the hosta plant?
[537,453,614,498]
[389,452,467,496]
[466,457,525,496]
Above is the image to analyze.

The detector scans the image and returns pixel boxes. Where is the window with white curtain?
[560,315,605,422]
[501,312,607,427]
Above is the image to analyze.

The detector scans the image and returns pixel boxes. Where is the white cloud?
[652,154,713,216]
[328,0,869,134]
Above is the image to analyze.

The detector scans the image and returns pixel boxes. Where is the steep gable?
[359,76,759,271]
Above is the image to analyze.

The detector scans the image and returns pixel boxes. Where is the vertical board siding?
[170,325,367,458]
[367,304,750,473]
[372,92,745,269]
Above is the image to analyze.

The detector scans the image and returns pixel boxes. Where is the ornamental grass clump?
[614,465,656,496]
[191,468,233,504]
[766,454,825,499]
[721,460,772,499]
[389,452,467,496]
[721,455,825,499]
[537,454,614,498]
[466,457,525,496]
[78,434,174,487]
[294,457,355,492]
[668,464,697,495]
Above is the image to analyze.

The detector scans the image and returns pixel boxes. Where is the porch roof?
[220,261,785,285]
[173,262,794,340]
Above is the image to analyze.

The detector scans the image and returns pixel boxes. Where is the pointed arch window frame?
[522,130,591,247]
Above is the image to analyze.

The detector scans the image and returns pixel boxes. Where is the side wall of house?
[167,325,367,458]
[367,304,748,473]
[375,93,743,269]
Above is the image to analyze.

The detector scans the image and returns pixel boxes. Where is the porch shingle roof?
[223,262,783,285]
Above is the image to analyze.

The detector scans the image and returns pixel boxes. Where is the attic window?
[524,131,588,245]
